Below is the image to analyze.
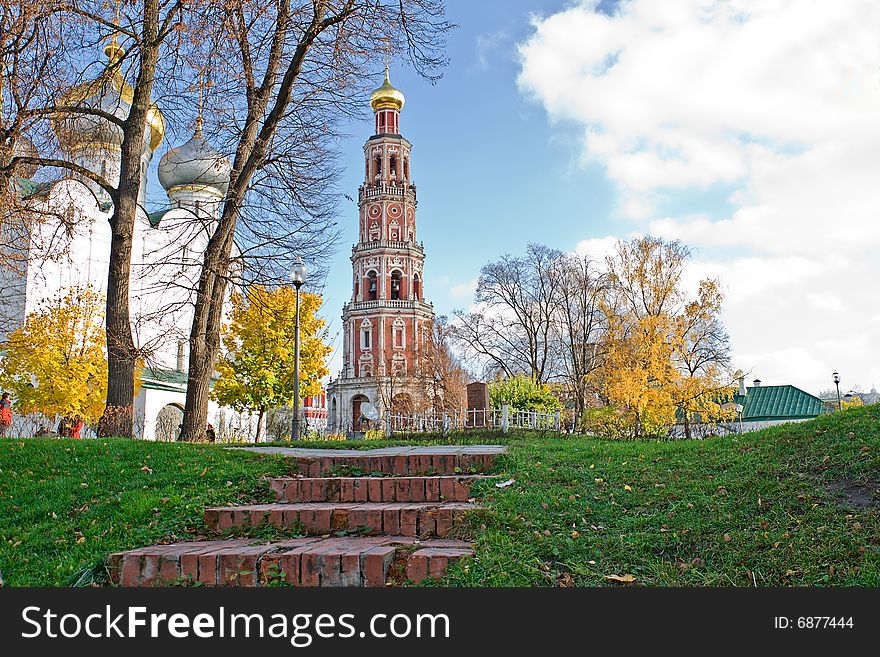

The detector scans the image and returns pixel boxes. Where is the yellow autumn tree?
[591,237,734,439]
[212,285,330,438]
[0,287,108,424]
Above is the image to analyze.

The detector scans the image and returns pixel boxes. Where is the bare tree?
[549,252,608,422]
[416,315,466,413]
[451,243,562,383]
[177,0,452,441]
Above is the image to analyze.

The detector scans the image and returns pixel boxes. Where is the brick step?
[204,502,478,537]
[270,475,488,503]
[108,536,473,587]
[295,450,500,477]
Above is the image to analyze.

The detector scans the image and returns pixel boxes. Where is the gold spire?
[369,38,404,112]
[193,69,207,135]
[103,0,125,64]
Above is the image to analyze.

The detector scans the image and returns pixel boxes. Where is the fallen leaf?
[605,573,636,584]
[556,573,575,587]
[623,485,632,491]
[723,533,732,542]
[495,478,515,489]
[140,465,153,474]
[199,467,208,477]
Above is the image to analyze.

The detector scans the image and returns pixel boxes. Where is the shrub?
[489,375,562,413]
[580,405,633,440]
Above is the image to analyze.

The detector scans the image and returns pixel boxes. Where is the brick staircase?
[108,446,504,588]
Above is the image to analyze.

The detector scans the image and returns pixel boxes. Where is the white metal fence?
[384,404,562,435]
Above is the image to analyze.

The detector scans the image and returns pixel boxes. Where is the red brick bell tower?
[327,67,435,433]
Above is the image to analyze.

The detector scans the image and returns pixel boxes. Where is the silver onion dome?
[157,126,231,195]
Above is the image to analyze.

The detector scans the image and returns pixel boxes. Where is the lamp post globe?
[291,257,307,288]
[290,258,307,440]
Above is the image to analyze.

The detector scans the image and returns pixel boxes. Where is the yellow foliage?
[0,287,107,424]
[212,285,330,417]
[841,396,864,410]
[594,237,734,438]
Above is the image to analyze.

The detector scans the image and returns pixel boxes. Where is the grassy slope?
[0,440,299,586]
[1,406,877,586]
[444,405,880,586]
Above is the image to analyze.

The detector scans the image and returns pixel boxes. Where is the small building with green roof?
[734,380,825,426]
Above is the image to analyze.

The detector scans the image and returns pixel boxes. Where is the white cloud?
[574,235,621,261]
[518,0,880,393]
[450,278,478,299]
[474,30,510,71]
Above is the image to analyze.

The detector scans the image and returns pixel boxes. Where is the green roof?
[735,385,824,421]
[147,209,171,227]
[17,177,54,199]
[141,367,218,393]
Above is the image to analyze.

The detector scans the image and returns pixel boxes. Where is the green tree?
[0,287,107,425]
[489,375,561,413]
[212,285,330,439]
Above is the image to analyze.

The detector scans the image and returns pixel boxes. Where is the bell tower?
[327,68,435,433]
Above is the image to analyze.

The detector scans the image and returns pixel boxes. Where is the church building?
[1,37,256,440]
[326,68,435,433]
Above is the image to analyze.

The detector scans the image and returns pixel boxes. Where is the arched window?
[360,319,372,350]
[374,155,382,182]
[390,270,402,300]
[412,274,421,301]
[389,155,397,180]
[404,158,410,181]
[367,270,377,301]
[393,318,406,349]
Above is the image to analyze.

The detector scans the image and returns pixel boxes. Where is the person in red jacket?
[70,415,84,439]
[0,392,12,437]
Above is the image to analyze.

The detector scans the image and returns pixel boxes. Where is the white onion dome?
[53,40,165,153]
[157,123,231,195]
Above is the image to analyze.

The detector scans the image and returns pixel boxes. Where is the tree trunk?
[179,239,231,441]
[99,202,137,437]
[98,1,161,438]
[256,407,265,443]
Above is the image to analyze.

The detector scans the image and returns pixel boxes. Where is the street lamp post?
[290,257,307,440]
[833,371,841,412]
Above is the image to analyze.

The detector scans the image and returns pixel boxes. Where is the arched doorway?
[352,395,369,432]
[156,403,184,441]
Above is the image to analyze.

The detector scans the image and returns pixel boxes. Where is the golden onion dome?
[369,68,405,112]
[54,37,165,152]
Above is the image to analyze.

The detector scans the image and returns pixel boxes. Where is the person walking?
[0,392,12,437]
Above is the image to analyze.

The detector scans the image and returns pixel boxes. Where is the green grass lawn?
[444,404,880,586]
[0,439,300,586]
[1,405,877,587]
